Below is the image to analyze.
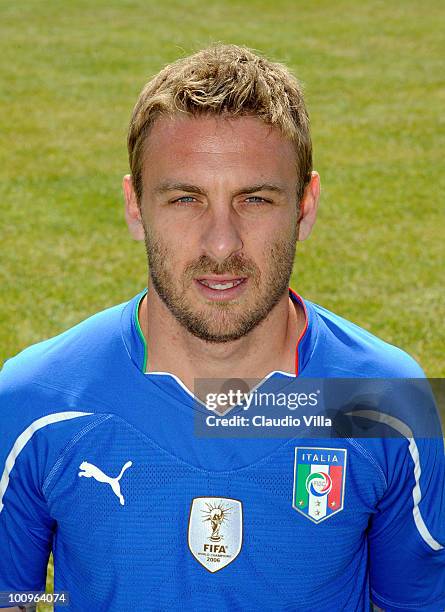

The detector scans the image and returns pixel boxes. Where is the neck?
[138,285,305,391]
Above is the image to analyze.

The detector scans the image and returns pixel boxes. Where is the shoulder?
[307,300,425,378]
[0,296,140,473]
[1,297,131,388]
[0,294,141,430]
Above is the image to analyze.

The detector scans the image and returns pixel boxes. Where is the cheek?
[159,238,199,277]
[245,223,292,257]
[259,226,298,268]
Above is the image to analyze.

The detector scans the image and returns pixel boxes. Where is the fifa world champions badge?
[188,497,243,572]
[293,447,347,523]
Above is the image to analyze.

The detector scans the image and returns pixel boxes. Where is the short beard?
[144,225,297,343]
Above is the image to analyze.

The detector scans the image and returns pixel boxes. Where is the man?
[0,44,443,611]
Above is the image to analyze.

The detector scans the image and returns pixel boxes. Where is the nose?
[200,205,244,264]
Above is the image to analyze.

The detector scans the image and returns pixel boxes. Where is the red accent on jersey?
[289,288,309,376]
[328,465,343,511]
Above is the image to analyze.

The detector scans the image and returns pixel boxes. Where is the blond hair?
[128,44,312,203]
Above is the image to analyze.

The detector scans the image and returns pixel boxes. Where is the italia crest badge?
[293,447,347,523]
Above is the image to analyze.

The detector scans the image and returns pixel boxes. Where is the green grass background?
[0,1,443,609]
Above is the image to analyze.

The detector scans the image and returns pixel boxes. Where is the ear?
[123,174,145,241]
[296,171,320,241]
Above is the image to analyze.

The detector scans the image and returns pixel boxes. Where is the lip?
[194,277,248,301]
[196,275,246,282]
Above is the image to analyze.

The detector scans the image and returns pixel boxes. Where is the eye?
[171,196,197,205]
[245,196,269,205]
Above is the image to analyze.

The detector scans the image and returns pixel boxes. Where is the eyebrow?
[154,182,206,195]
[154,182,285,196]
[235,184,285,196]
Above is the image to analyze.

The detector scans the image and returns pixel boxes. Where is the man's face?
[136,114,303,343]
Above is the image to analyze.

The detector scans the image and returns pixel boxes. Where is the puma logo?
[78,460,133,506]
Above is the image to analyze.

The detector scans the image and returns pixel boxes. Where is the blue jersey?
[0,289,444,611]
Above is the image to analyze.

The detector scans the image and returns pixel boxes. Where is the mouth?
[194,276,248,300]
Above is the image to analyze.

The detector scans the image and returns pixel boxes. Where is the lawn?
[0,1,443,609]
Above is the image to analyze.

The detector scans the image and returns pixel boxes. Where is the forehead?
[142,114,297,187]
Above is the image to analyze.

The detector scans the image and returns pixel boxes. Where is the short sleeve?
[369,435,445,611]
[0,432,55,591]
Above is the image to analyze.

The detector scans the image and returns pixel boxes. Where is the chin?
[185,313,262,344]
